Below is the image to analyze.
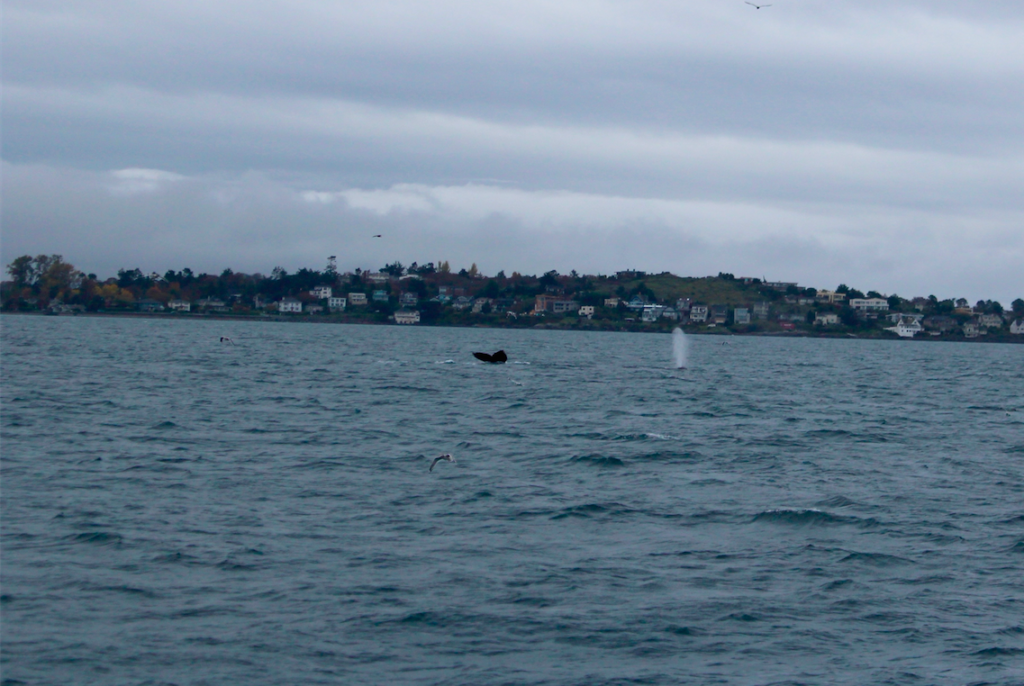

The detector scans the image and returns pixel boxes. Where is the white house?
[978,314,1004,328]
[1010,319,1024,334]
[690,305,708,323]
[279,297,303,313]
[734,308,751,324]
[311,285,332,299]
[167,299,191,312]
[885,316,922,338]
[400,292,419,307]
[849,298,889,312]
[815,313,840,326]
[641,305,665,322]
[328,296,346,311]
[604,297,620,308]
[394,310,421,324]
[579,305,595,318]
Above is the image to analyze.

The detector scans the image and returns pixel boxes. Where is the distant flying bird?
[745,2,772,7]
[429,453,455,472]
[372,234,382,238]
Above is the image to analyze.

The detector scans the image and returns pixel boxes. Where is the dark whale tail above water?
[473,350,508,364]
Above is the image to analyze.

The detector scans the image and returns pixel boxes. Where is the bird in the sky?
[372,234,382,238]
[745,2,772,7]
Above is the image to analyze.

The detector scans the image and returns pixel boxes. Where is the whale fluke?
[473,350,508,363]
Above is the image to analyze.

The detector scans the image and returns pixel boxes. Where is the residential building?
[196,297,228,311]
[978,314,1004,328]
[394,310,421,324]
[689,304,708,323]
[348,292,368,306]
[310,285,332,299]
[710,305,728,324]
[641,305,665,322]
[734,308,750,324]
[886,312,924,323]
[923,315,955,332]
[328,296,346,311]
[753,301,771,319]
[625,296,646,310]
[911,297,931,310]
[167,299,191,312]
[963,321,981,338]
[815,313,839,326]
[660,308,679,320]
[604,297,620,308]
[763,281,798,291]
[849,298,889,312]
[399,292,419,307]
[1010,319,1024,334]
[534,294,579,314]
[616,270,646,280]
[886,317,922,338]
[138,299,165,312]
[453,296,474,310]
[816,290,846,305]
[305,304,323,314]
[372,290,389,302]
[579,305,595,318]
[279,298,302,313]
[471,298,494,313]
[365,272,389,284]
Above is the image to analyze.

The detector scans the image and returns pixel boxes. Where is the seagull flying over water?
[745,2,772,7]
[429,453,455,472]
[372,234,382,238]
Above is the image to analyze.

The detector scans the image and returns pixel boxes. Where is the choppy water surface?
[2,316,1023,685]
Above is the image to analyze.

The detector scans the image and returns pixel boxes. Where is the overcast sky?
[3,1,1022,302]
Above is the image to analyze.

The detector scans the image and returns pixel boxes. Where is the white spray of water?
[672,327,689,368]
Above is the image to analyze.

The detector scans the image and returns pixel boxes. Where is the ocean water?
[2,315,1022,686]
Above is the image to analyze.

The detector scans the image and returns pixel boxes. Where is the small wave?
[151,421,179,430]
[551,502,634,520]
[815,496,857,508]
[435,360,455,364]
[569,454,625,468]
[216,560,257,572]
[722,612,761,622]
[70,532,122,546]
[839,551,913,566]
[1010,541,1024,554]
[752,509,875,527]
[973,647,1022,656]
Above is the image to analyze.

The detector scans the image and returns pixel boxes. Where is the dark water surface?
[2,315,1023,685]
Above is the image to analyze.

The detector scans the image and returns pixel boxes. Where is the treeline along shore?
[4,254,1023,342]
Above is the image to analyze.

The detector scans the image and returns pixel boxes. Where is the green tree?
[6,256,35,287]
[1012,298,1024,315]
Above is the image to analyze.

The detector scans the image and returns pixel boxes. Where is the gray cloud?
[2,1,1022,302]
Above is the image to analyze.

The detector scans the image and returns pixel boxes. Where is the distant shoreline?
[4,310,1022,344]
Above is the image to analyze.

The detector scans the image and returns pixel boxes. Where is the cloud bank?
[2,1,1022,302]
